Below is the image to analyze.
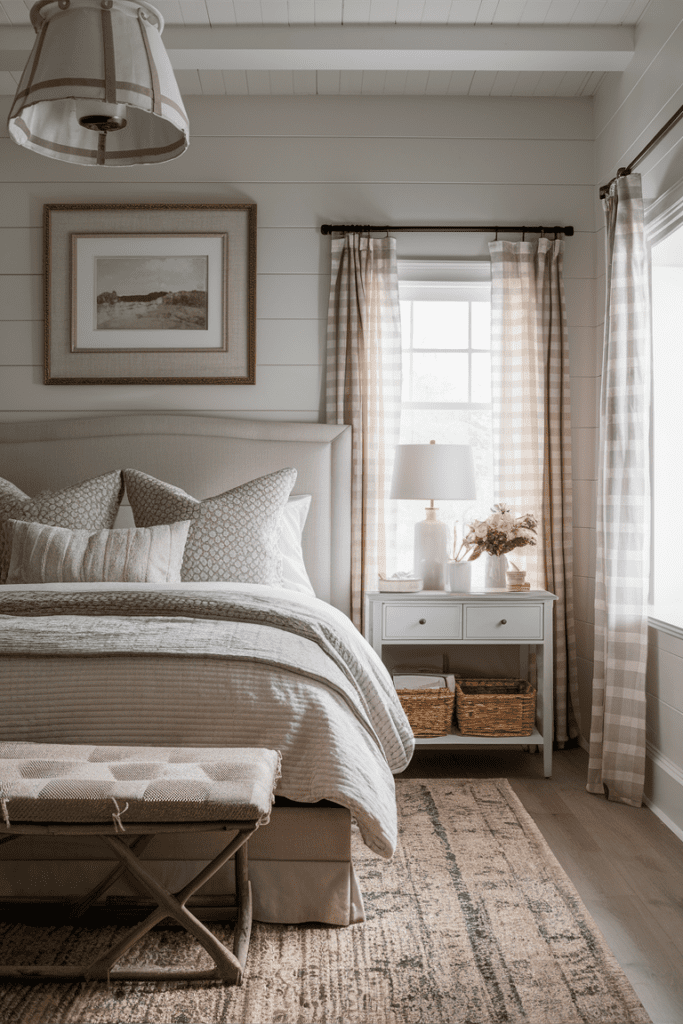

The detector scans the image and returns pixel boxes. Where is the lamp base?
[414,508,449,590]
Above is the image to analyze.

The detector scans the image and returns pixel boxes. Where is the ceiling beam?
[0,24,634,75]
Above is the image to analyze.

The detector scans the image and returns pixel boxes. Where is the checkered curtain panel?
[489,237,579,745]
[587,174,651,807]
[326,234,402,631]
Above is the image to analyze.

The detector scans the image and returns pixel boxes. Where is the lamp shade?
[8,0,189,167]
[390,443,476,501]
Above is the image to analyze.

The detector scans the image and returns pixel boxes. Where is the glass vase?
[484,553,507,589]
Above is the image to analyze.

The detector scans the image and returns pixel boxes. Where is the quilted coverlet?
[0,583,414,857]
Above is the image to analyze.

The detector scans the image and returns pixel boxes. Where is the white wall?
[592,7,683,838]
[0,93,594,420]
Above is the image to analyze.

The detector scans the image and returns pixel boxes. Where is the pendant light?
[8,0,189,166]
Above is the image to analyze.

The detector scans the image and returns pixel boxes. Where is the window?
[387,261,495,586]
[650,225,683,616]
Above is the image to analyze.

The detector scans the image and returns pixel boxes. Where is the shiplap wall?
[593,8,683,838]
[0,91,597,730]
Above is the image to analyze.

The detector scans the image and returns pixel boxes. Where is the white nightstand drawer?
[384,603,462,640]
[464,604,543,640]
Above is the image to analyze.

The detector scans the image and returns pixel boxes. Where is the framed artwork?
[43,203,256,384]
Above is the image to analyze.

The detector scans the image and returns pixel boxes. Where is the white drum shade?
[390,444,477,501]
[8,0,189,166]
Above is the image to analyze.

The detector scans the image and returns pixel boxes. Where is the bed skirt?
[0,803,364,926]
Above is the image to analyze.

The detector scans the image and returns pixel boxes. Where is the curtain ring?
[541,227,545,237]
[522,227,526,241]
[494,227,498,241]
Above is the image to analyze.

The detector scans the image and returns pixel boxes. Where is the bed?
[0,413,414,926]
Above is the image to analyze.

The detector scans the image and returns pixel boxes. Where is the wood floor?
[401,746,683,1024]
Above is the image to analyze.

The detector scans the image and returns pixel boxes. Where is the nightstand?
[364,588,557,777]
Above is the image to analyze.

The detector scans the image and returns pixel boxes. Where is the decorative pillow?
[5,518,192,585]
[281,494,316,597]
[123,467,297,585]
[0,471,124,584]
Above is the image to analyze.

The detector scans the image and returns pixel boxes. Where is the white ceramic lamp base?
[414,508,449,590]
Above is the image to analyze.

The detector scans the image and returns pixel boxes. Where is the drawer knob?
[419,618,427,625]
[499,619,507,625]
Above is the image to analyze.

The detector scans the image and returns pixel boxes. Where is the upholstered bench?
[0,742,280,985]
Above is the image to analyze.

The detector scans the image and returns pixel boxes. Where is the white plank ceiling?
[0,0,649,96]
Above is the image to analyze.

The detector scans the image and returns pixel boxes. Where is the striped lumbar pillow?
[4,518,192,585]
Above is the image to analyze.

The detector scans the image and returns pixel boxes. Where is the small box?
[378,577,423,593]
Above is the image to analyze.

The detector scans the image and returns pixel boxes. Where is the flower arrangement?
[452,503,538,563]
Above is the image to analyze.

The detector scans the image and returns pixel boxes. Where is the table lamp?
[390,441,476,590]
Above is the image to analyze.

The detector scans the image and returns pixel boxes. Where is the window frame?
[397,260,492,412]
[646,183,683,638]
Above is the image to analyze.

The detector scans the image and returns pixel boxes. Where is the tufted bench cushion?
[0,742,281,827]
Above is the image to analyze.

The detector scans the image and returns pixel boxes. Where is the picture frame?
[43,203,256,384]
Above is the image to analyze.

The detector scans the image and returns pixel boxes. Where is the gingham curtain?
[489,237,579,745]
[587,174,651,807]
[325,234,402,631]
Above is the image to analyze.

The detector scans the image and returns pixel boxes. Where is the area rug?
[0,779,650,1024]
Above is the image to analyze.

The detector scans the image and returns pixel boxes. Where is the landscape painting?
[70,229,228,354]
[96,256,209,331]
[45,203,255,384]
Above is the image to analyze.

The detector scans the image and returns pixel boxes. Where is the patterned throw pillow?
[0,471,124,584]
[5,518,192,585]
[123,467,297,585]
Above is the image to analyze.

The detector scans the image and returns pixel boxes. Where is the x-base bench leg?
[0,825,256,985]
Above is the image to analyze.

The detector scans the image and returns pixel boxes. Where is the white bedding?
[0,582,414,858]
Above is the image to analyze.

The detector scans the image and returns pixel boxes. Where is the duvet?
[0,582,414,858]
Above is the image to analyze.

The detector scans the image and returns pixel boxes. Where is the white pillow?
[280,494,316,597]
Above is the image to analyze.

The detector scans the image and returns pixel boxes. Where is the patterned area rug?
[0,779,650,1024]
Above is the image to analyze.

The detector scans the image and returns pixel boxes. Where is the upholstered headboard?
[0,415,352,615]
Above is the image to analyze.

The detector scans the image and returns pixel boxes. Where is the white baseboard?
[643,795,683,844]
[645,742,683,844]
[573,736,683,843]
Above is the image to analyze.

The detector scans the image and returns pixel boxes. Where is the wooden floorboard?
[402,746,683,1024]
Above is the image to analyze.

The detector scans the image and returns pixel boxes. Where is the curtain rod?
[320,223,574,236]
[599,100,683,200]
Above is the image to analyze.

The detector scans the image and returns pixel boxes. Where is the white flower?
[462,504,537,558]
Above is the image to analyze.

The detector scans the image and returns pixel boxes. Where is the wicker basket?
[396,687,455,738]
[454,678,536,736]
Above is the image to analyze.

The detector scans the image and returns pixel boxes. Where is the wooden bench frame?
[0,819,259,985]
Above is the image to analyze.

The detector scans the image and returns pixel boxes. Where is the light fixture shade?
[390,444,476,501]
[8,0,189,166]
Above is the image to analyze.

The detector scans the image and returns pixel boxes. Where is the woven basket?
[454,678,536,736]
[396,687,455,738]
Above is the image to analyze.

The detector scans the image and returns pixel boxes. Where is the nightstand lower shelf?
[415,727,544,747]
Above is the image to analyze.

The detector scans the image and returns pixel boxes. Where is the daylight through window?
[388,263,495,588]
